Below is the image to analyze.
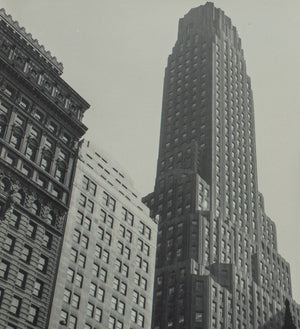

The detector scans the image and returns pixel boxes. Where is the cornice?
[0,8,63,74]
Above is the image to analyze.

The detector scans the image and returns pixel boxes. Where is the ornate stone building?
[143,3,300,329]
[0,9,89,329]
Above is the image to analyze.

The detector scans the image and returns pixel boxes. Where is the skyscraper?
[49,140,157,329]
[143,3,300,329]
[0,10,89,328]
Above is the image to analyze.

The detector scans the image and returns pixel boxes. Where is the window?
[69,315,77,329]
[121,207,134,226]
[0,287,3,307]
[33,280,43,298]
[43,231,52,248]
[0,259,10,279]
[83,217,92,231]
[125,230,132,243]
[70,248,78,263]
[10,131,22,150]
[73,229,81,243]
[72,294,80,309]
[37,255,48,273]
[93,263,100,277]
[138,314,145,327]
[103,249,109,263]
[90,282,97,297]
[95,307,102,322]
[75,273,83,288]
[79,194,87,207]
[16,270,27,289]
[86,199,94,213]
[103,191,116,211]
[87,302,94,317]
[109,316,116,329]
[40,155,51,172]
[81,235,89,249]
[4,234,15,253]
[20,245,32,263]
[63,288,71,303]
[131,309,137,322]
[28,305,39,325]
[78,254,86,268]
[98,287,105,302]
[10,211,21,228]
[100,268,107,282]
[67,268,75,282]
[25,143,37,161]
[10,296,22,315]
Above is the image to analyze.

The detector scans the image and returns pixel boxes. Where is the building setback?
[0,10,89,329]
[143,3,300,329]
[49,140,157,329]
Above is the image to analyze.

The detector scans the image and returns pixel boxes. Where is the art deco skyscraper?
[0,10,89,329]
[143,3,300,329]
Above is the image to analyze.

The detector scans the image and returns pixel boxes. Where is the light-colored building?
[49,139,157,329]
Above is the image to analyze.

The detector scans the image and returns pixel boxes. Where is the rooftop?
[0,8,64,74]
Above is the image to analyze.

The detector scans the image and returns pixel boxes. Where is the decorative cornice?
[0,8,64,74]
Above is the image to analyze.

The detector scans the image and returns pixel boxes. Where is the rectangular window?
[93,263,100,277]
[16,270,27,289]
[98,287,105,302]
[69,315,77,329]
[72,294,80,309]
[4,234,16,254]
[67,268,75,282]
[20,245,32,263]
[10,211,21,228]
[95,307,102,322]
[75,273,83,288]
[37,255,48,273]
[0,260,9,279]
[87,302,94,317]
[100,268,107,282]
[27,305,39,324]
[103,191,116,211]
[33,280,43,298]
[63,288,71,303]
[83,217,92,231]
[10,296,22,315]
[78,254,86,268]
[90,282,97,297]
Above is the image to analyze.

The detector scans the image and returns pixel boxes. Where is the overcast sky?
[2,0,300,302]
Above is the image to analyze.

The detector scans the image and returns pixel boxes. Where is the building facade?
[143,3,300,329]
[0,10,89,329]
[49,140,157,329]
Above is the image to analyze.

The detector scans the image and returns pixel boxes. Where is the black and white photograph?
[0,1,299,328]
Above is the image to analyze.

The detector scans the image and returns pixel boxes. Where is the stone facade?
[0,9,89,329]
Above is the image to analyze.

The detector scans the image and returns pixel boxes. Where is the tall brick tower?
[0,10,89,329]
[143,3,300,329]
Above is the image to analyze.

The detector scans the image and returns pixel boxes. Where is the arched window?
[0,177,11,192]
[0,114,7,138]
[14,190,25,205]
[46,211,56,226]
[32,201,41,216]
[55,162,66,183]
[25,140,38,161]
[10,131,22,149]
[40,151,52,172]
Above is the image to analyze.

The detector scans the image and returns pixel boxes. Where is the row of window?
[2,235,49,272]
[0,291,39,325]
[0,261,43,296]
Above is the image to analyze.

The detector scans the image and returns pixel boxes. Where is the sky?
[2,0,300,302]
